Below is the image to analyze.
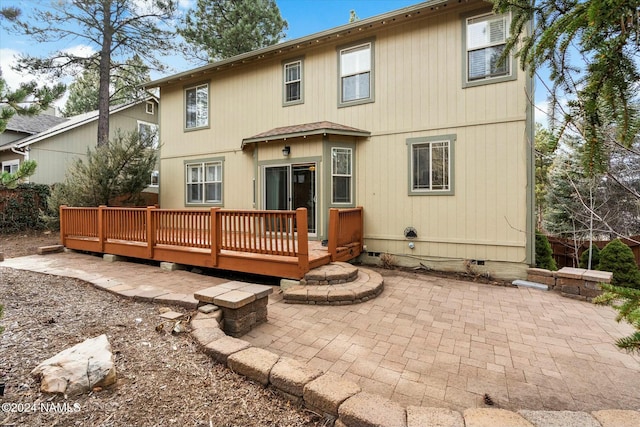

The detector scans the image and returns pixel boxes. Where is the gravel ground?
[0,268,323,427]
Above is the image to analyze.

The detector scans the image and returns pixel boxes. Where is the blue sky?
[0,0,547,120]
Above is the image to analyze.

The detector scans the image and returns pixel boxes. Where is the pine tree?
[579,244,600,270]
[1,0,177,145]
[594,284,640,354]
[598,239,640,289]
[179,0,288,63]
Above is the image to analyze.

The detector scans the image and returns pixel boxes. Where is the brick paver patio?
[2,252,639,413]
[245,270,640,412]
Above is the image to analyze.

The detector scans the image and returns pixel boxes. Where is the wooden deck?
[59,206,363,279]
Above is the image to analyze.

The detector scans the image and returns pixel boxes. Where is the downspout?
[10,145,29,161]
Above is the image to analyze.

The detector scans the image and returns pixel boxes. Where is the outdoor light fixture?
[282,146,291,156]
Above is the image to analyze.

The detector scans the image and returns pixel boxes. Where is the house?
[144,0,535,279]
[0,98,160,195]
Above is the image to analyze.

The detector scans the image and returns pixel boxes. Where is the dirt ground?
[0,230,61,259]
[0,233,323,427]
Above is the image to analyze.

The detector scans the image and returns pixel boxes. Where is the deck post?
[146,206,155,259]
[357,206,364,251]
[296,208,309,276]
[98,205,106,252]
[59,205,67,248]
[210,207,220,267]
[328,208,339,261]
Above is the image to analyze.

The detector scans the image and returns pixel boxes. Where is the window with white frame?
[186,160,222,204]
[339,42,372,104]
[408,136,454,194]
[185,83,209,129]
[465,13,510,83]
[284,59,302,104]
[2,159,19,174]
[138,121,159,149]
[331,147,352,204]
[150,170,159,187]
[145,101,154,115]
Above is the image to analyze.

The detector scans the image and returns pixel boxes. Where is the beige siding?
[157,2,531,278]
[20,102,158,185]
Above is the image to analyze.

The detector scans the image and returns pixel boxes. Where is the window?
[185,83,209,129]
[145,101,154,115]
[283,59,303,105]
[150,170,159,187]
[339,41,373,105]
[408,135,455,195]
[2,159,19,174]
[186,160,222,204]
[464,13,512,85]
[138,121,159,149]
[331,147,352,203]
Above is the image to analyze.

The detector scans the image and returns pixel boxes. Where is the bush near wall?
[0,183,51,233]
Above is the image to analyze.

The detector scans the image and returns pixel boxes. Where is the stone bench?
[194,281,273,337]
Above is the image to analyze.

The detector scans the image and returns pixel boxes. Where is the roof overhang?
[144,0,461,89]
[241,121,370,149]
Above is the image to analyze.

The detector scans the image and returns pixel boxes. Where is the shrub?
[594,284,640,354]
[579,244,600,270]
[598,239,640,288]
[0,183,50,233]
[535,231,557,270]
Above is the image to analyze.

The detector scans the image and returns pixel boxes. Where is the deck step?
[283,265,383,305]
[302,262,359,285]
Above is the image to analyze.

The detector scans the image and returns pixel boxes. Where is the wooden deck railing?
[328,206,364,262]
[59,205,314,278]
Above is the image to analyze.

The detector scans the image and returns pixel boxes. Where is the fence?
[549,235,640,268]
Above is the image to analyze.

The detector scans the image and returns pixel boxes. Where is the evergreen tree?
[594,284,640,354]
[0,71,65,133]
[579,244,600,270]
[598,239,640,289]
[179,0,288,63]
[535,124,558,230]
[493,0,640,175]
[1,0,177,146]
[535,231,557,271]
[63,56,151,117]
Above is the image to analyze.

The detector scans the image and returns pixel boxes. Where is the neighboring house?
[144,0,535,279]
[0,98,159,194]
[0,111,67,174]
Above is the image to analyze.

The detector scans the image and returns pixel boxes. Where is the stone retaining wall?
[189,312,639,427]
[527,267,612,302]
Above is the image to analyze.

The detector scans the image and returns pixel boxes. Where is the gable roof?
[241,121,370,148]
[5,113,68,135]
[144,0,452,89]
[4,97,157,150]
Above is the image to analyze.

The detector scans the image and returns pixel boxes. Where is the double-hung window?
[331,147,352,204]
[408,135,455,195]
[339,41,373,105]
[465,13,512,84]
[186,160,223,204]
[185,83,209,129]
[283,59,303,105]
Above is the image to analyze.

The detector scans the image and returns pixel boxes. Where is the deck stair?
[282,262,383,305]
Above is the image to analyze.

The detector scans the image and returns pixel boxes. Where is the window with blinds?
[466,13,510,82]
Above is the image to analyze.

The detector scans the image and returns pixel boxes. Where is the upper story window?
[145,101,155,115]
[185,83,209,130]
[464,12,514,87]
[331,147,352,204]
[408,135,455,195]
[339,41,374,106]
[283,59,303,105]
[150,170,159,187]
[138,121,159,149]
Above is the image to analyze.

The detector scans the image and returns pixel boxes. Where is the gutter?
[10,145,29,161]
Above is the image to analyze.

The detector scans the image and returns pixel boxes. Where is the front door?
[264,163,317,234]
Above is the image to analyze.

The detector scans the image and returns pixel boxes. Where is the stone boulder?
[31,334,116,396]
